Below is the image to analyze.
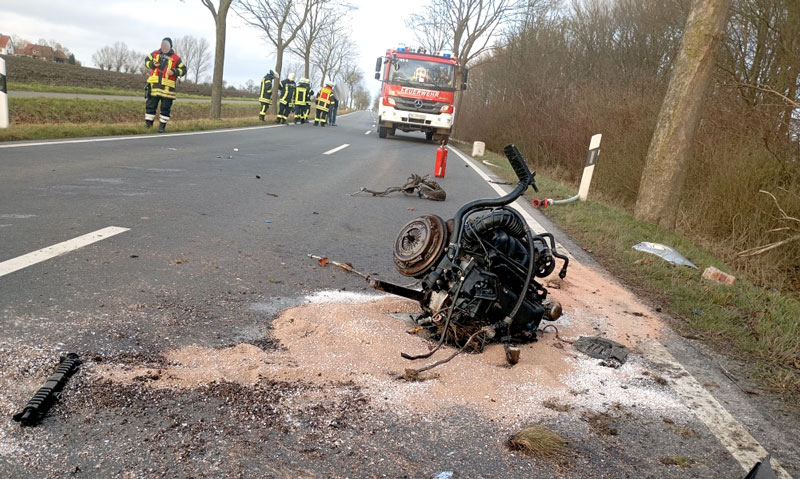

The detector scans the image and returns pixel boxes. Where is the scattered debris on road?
[632,242,698,268]
[351,173,446,201]
[574,337,630,365]
[12,353,82,427]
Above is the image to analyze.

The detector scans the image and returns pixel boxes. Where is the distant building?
[0,34,14,55]
[17,43,68,63]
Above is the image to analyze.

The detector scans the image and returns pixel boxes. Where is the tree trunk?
[633,0,732,229]
[209,1,232,120]
[272,46,285,114]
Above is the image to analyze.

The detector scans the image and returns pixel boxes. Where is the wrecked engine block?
[372,145,569,351]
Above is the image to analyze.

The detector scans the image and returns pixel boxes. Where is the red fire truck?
[374,45,467,143]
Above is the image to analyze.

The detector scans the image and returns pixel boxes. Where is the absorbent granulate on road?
[93,261,683,428]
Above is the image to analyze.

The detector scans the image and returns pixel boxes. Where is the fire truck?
[374,45,467,143]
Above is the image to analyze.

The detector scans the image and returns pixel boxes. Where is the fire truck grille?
[394,97,446,114]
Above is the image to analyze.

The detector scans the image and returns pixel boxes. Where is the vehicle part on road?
[504,343,521,365]
[351,173,446,201]
[632,242,698,269]
[744,455,778,479]
[371,145,569,362]
[573,337,629,365]
[307,253,372,281]
[12,353,82,426]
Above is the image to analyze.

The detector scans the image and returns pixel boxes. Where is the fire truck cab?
[374,45,467,143]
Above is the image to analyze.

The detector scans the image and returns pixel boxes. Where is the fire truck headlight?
[440,104,453,114]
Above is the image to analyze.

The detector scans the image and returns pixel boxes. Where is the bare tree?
[340,60,362,108]
[236,0,320,109]
[290,0,354,78]
[201,0,235,119]
[108,41,130,72]
[311,24,351,87]
[634,0,733,229]
[175,35,212,83]
[123,50,143,74]
[407,0,524,66]
[92,45,115,70]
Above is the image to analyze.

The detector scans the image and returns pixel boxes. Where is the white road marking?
[365,130,371,135]
[323,144,350,155]
[0,125,283,149]
[0,226,129,278]
[452,143,792,478]
[0,214,37,219]
[645,341,791,478]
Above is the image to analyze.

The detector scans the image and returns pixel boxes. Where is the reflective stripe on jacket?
[259,76,274,103]
[145,50,186,98]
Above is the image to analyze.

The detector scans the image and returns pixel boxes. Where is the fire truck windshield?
[389,57,456,90]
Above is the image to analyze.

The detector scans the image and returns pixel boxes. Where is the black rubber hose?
[505,221,537,328]
[463,210,526,243]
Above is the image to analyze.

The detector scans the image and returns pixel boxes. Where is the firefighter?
[329,91,339,126]
[293,77,313,124]
[144,37,186,133]
[258,70,276,122]
[276,73,296,124]
[314,81,334,127]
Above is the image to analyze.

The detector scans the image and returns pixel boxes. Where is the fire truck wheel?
[378,126,388,138]
[425,132,434,141]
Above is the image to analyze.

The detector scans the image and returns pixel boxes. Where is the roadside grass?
[0,117,276,142]
[7,82,257,101]
[455,141,800,398]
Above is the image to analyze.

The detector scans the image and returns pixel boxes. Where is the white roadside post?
[577,133,602,200]
[531,133,603,208]
[0,57,8,129]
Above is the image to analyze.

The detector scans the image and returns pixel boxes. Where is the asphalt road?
[0,112,797,478]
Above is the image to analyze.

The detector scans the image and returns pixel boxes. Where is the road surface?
[0,112,797,478]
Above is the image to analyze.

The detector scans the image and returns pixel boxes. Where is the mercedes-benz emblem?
[414,99,424,109]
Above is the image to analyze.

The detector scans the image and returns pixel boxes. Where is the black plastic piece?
[13,353,82,426]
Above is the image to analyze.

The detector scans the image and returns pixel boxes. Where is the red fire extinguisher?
[435,141,448,178]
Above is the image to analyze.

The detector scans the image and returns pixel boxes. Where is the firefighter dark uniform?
[276,73,296,124]
[258,70,276,121]
[314,82,334,126]
[293,78,313,124]
[144,37,186,133]
[329,92,339,126]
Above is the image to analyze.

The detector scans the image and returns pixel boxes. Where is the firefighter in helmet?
[293,77,313,124]
[276,73,296,124]
[144,37,186,133]
[258,70,276,122]
[314,81,334,127]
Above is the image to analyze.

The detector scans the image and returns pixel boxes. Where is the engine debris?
[573,337,630,365]
[351,173,446,201]
[13,352,82,426]
[369,145,570,374]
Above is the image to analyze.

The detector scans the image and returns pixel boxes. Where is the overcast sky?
[2,0,428,95]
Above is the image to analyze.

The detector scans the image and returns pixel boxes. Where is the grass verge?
[7,82,257,101]
[453,141,800,398]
